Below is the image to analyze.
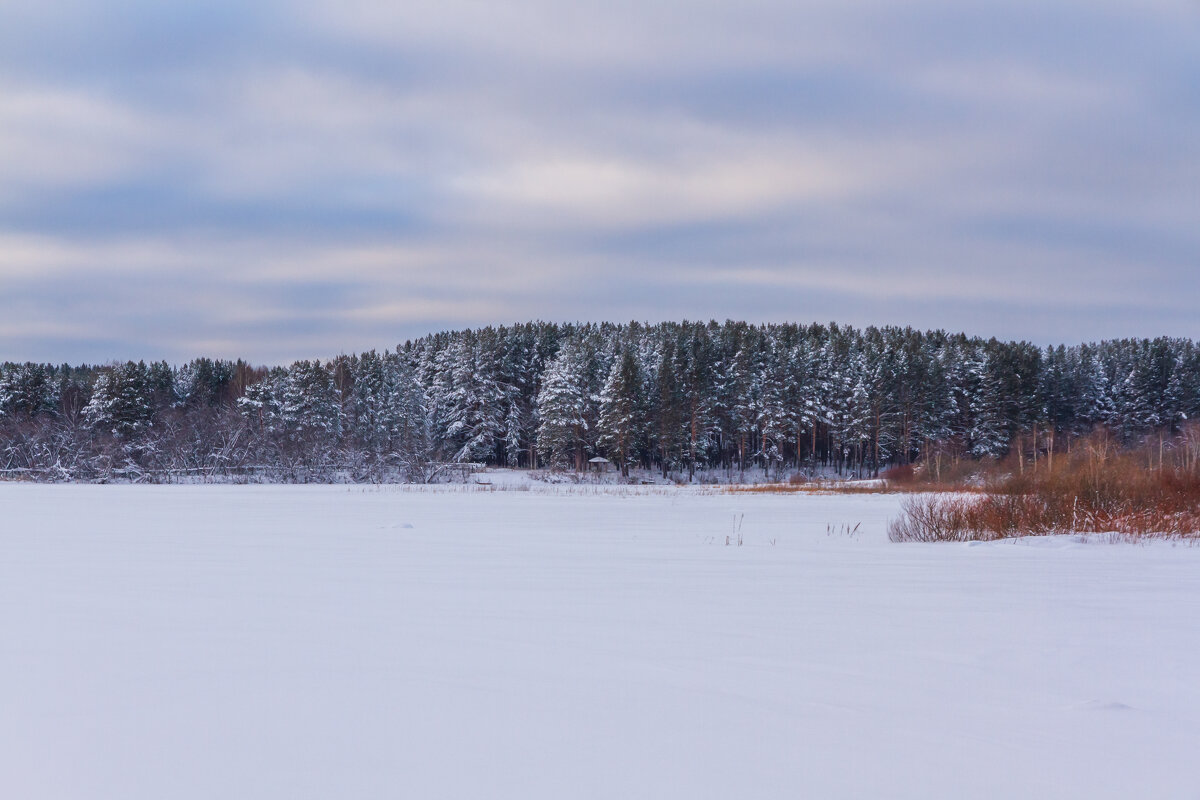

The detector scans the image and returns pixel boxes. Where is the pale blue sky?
[2,0,1198,363]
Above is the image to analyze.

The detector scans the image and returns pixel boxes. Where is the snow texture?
[1,484,1197,799]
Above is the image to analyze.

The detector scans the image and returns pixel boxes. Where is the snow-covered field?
[2,484,1198,799]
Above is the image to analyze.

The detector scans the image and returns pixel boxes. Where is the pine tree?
[0,363,60,418]
[843,349,875,475]
[384,352,433,481]
[83,362,154,438]
[650,335,685,478]
[1076,344,1115,431]
[715,328,756,474]
[238,368,286,434]
[536,341,589,469]
[443,330,505,463]
[967,349,1007,458]
[1167,341,1200,426]
[280,360,342,465]
[678,323,715,481]
[597,347,644,477]
[756,334,793,478]
[791,337,824,470]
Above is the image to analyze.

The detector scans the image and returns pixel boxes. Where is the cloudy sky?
[2,0,1198,364]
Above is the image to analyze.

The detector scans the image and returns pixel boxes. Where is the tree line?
[2,320,1198,482]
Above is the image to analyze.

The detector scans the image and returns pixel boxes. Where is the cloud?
[1,0,1198,362]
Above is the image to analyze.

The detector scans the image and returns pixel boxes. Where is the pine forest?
[2,320,1198,482]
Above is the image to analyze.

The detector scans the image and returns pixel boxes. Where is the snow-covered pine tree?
[83,361,154,438]
[1039,344,1074,439]
[843,347,876,475]
[729,335,759,475]
[175,358,237,407]
[443,330,505,463]
[914,340,958,473]
[597,346,644,477]
[650,334,685,478]
[1075,344,1115,432]
[790,337,824,471]
[966,348,1008,458]
[382,352,433,481]
[536,340,589,470]
[280,360,342,474]
[237,367,286,435]
[677,322,715,481]
[0,363,60,418]
[1166,340,1200,427]
[147,361,178,410]
[756,332,793,479]
[348,350,391,466]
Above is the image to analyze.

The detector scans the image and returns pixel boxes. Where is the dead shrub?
[890,448,1200,542]
[888,496,975,542]
[880,464,915,486]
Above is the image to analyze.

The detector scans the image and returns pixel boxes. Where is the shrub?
[880,464,915,486]
[889,448,1200,542]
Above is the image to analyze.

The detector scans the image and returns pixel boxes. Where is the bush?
[880,464,914,486]
[889,446,1200,542]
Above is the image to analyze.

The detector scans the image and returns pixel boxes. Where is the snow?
[1,484,1198,799]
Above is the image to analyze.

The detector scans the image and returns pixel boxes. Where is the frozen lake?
[2,484,1197,798]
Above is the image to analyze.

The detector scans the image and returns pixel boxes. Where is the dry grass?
[725,482,897,495]
[889,445,1200,542]
[888,494,1045,542]
[879,464,915,485]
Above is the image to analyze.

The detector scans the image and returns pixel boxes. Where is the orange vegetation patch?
[889,446,1200,542]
